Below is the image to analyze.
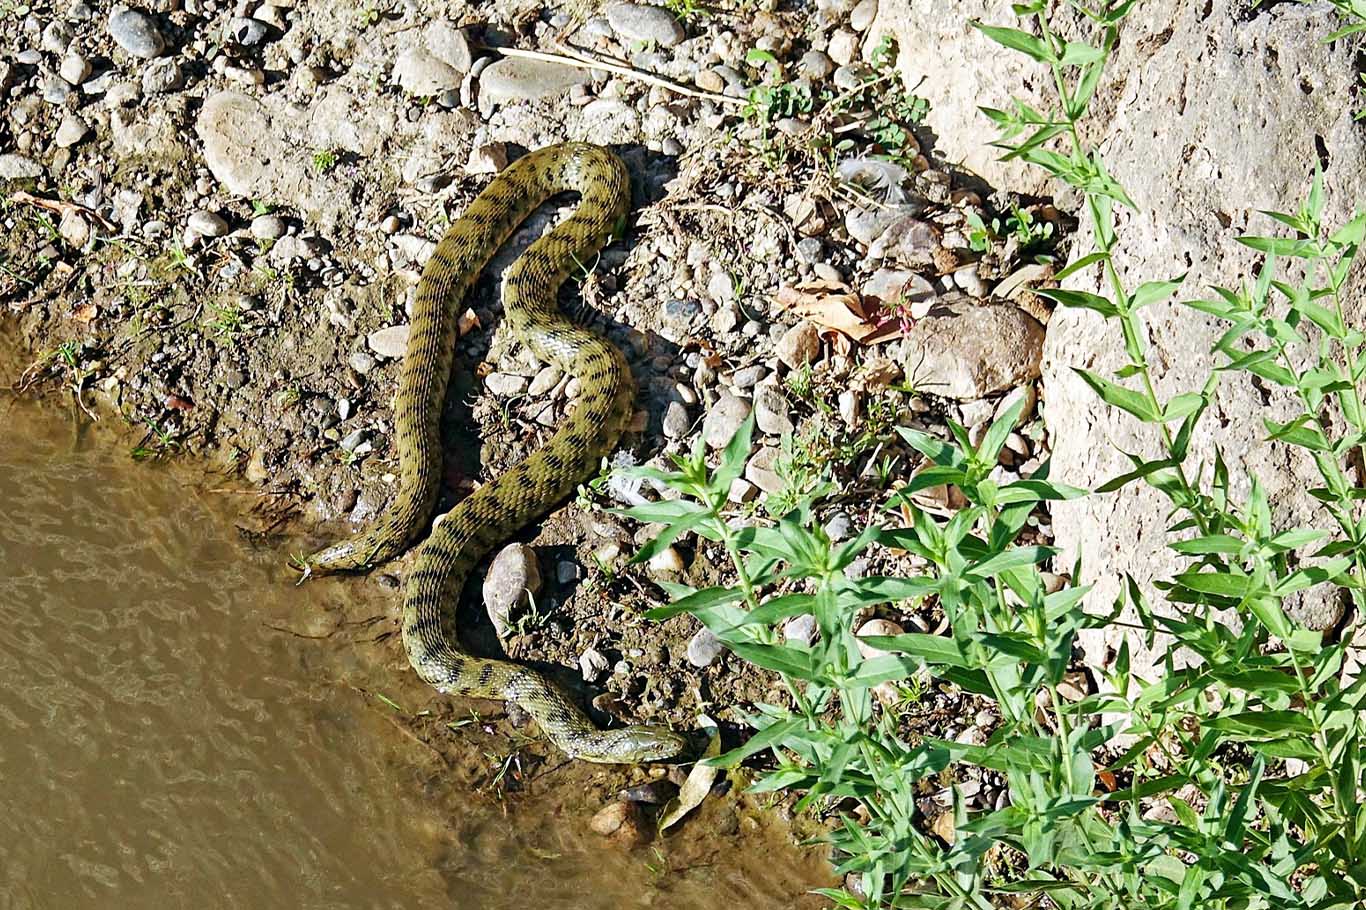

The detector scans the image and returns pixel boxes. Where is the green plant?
[832,35,930,166]
[131,417,180,461]
[965,204,1056,256]
[312,148,340,174]
[354,2,381,29]
[663,0,707,20]
[615,2,1366,907]
[511,591,555,635]
[743,68,815,124]
[785,362,814,401]
[204,299,244,340]
[275,386,302,409]
[22,339,95,418]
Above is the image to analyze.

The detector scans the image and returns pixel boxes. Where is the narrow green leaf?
[1169,534,1244,555]
[715,412,756,492]
[1059,41,1106,65]
[1054,250,1109,281]
[1171,569,1257,598]
[1074,368,1161,422]
[844,654,918,686]
[728,641,815,678]
[971,21,1055,63]
[1131,275,1185,310]
[643,585,744,621]
[709,717,804,768]
[1036,288,1118,317]
[860,633,970,667]
[1263,416,1331,451]
[1238,235,1320,258]
[966,545,1055,579]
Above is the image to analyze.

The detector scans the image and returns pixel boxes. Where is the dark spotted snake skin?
[304,143,685,763]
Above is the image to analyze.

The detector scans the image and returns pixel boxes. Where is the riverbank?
[1,0,1061,871]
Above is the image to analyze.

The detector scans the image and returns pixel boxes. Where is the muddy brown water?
[0,351,830,909]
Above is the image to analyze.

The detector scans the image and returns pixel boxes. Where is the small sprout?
[311,148,340,174]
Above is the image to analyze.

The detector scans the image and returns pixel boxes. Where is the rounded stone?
[606,1,686,48]
[686,627,723,668]
[59,53,92,85]
[250,214,288,240]
[53,113,89,148]
[662,400,690,439]
[367,324,411,360]
[850,0,879,31]
[797,50,834,80]
[775,322,821,369]
[478,57,590,107]
[483,543,542,638]
[108,8,166,59]
[702,390,752,449]
[393,46,463,96]
[141,57,182,93]
[855,619,904,659]
[188,210,229,237]
[753,385,793,436]
[228,16,269,46]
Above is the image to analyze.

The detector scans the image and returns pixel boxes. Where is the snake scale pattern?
[305,143,686,763]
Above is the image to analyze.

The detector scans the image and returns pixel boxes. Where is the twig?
[385,714,454,767]
[262,621,336,640]
[493,45,745,107]
[8,190,116,230]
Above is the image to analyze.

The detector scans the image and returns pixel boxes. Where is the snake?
[303,143,687,764]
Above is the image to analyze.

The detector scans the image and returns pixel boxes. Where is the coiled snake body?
[306,143,685,764]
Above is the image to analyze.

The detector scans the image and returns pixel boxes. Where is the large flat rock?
[873,0,1360,675]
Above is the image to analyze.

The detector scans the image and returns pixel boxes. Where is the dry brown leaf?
[773,280,909,350]
[657,714,719,833]
[931,809,957,844]
[994,263,1053,301]
[855,355,903,391]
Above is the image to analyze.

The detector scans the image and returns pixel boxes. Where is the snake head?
[578,725,690,764]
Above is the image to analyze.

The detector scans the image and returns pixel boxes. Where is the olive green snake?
[303,143,686,764]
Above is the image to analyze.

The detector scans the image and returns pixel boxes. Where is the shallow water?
[0,362,829,909]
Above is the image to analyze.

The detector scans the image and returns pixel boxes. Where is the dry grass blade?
[494,45,745,107]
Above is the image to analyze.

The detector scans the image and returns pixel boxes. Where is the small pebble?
[251,214,288,240]
[53,113,89,148]
[660,401,690,441]
[850,0,879,31]
[775,322,821,369]
[228,16,269,46]
[782,614,818,645]
[483,543,542,637]
[648,545,686,577]
[702,391,752,449]
[188,210,230,237]
[59,52,92,85]
[579,648,610,683]
[686,627,723,668]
